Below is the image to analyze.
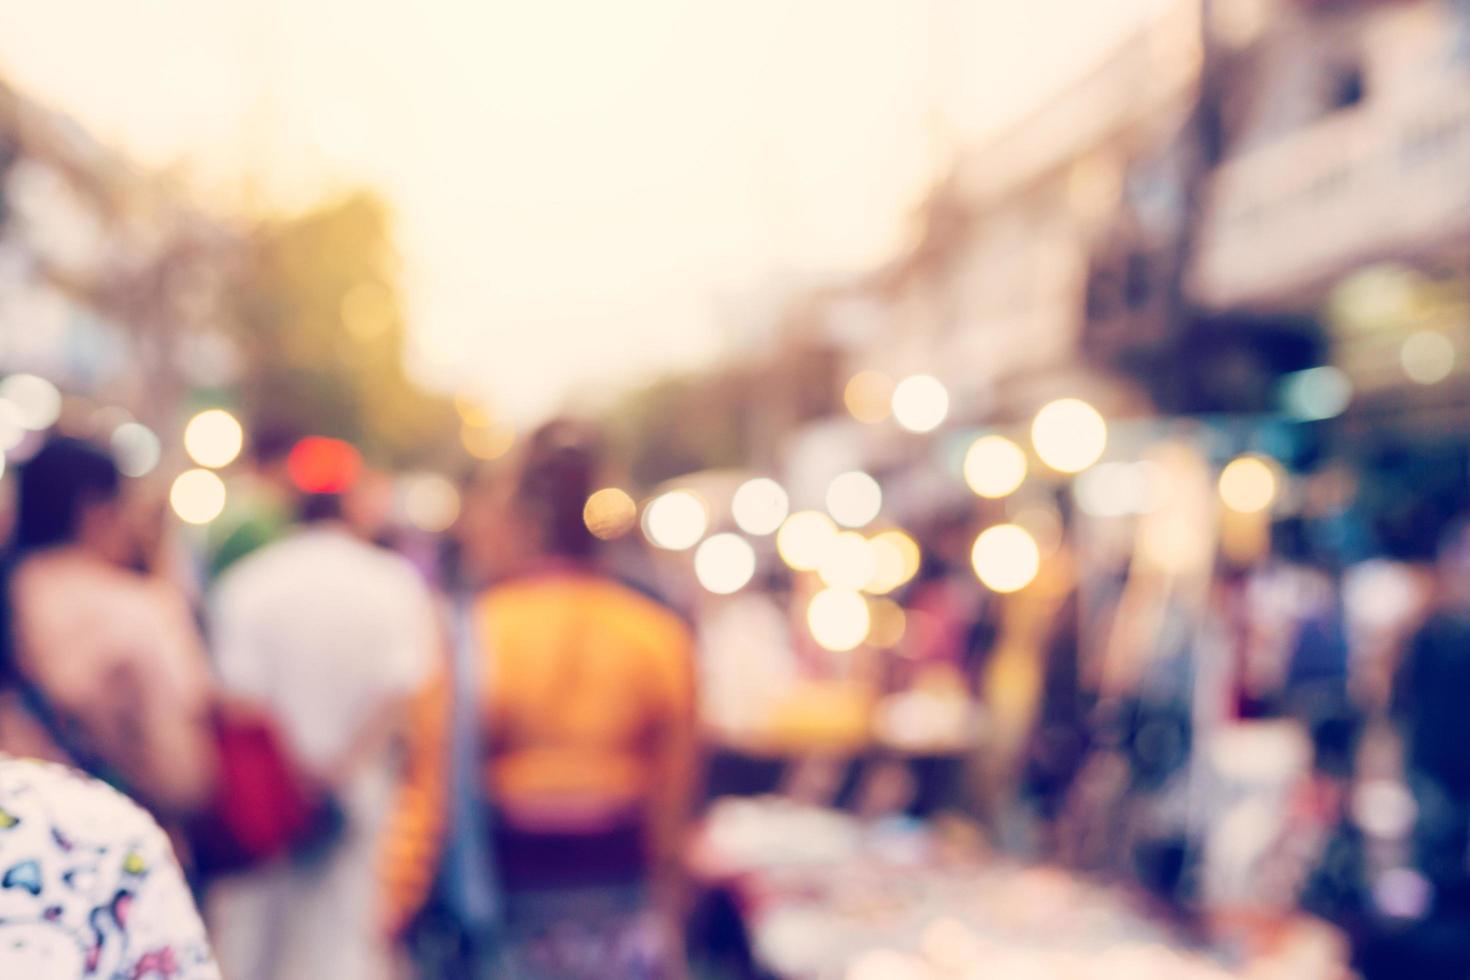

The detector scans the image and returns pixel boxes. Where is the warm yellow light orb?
[970,523,1041,594]
[826,471,882,528]
[963,434,1027,498]
[865,530,921,594]
[170,469,228,525]
[807,588,871,652]
[1031,398,1107,474]
[642,490,708,551]
[776,510,838,572]
[584,487,638,540]
[183,409,244,469]
[1218,455,1279,514]
[731,478,789,536]
[892,375,949,433]
[695,533,757,595]
[844,370,895,424]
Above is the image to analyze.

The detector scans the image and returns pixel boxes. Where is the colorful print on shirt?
[0,757,220,978]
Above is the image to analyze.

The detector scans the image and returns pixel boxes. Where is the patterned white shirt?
[0,756,219,978]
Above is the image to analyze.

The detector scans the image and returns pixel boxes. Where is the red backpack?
[185,697,343,877]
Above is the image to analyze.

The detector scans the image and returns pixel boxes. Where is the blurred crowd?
[0,422,698,979]
[1,1,1468,977]
[0,406,1468,979]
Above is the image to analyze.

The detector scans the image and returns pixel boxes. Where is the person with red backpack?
[204,438,439,980]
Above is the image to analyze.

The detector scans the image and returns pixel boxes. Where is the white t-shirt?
[0,757,219,978]
[208,527,438,772]
[206,527,439,980]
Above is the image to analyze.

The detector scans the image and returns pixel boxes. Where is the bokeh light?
[1330,263,1420,332]
[867,597,907,648]
[865,529,921,594]
[1351,779,1417,840]
[694,533,757,595]
[0,401,29,452]
[1280,366,1352,421]
[1031,398,1107,473]
[1218,454,1279,514]
[1400,330,1455,385]
[970,523,1041,594]
[806,588,871,652]
[110,422,162,478]
[583,487,638,540]
[642,489,708,551]
[818,531,877,590]
[844,370,895,424]
[170,468,227,525]
[891,374,949,433]
[461,420,516,460]
[826,470,882,528]
[288,437,363,494]
[183,408,244,469]
[776,510,838,571]
[0,374,62,431]
[401,473,461,532]
[731,477,789,536]
[963,434,1028,498]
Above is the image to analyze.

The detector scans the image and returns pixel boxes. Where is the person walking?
[383,419,699,978]
[204,443,439,980]
[0,437,216,822]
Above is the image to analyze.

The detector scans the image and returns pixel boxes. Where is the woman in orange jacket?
[383,419,698,977]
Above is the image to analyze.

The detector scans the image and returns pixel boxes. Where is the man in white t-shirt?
[204,486,439,980]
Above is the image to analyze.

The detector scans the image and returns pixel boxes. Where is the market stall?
[689,797,1348,979]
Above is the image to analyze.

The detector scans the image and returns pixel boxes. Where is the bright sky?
[0,0,1163,423]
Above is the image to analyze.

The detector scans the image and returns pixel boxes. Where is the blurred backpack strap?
[14,676,131,794]
[2,559,126,792]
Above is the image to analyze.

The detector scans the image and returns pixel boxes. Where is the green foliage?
[227,192,456,466]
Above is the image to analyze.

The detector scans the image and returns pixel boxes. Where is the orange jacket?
[381,571,697,935]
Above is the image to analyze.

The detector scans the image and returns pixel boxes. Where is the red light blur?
[287,437,362,494]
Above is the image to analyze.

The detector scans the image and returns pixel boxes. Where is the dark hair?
[299,492,345,525]
[250,420,301,466]
[11,437,121,555]
[517,419,601,560]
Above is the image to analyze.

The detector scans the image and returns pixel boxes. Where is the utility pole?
[1159,0,1225,413]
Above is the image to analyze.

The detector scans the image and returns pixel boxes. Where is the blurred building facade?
[1191,0,1470,430]
[1,80,460,470]
[708,1,1206,509]
[706,0,1470,477]
[0,79,240,434]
